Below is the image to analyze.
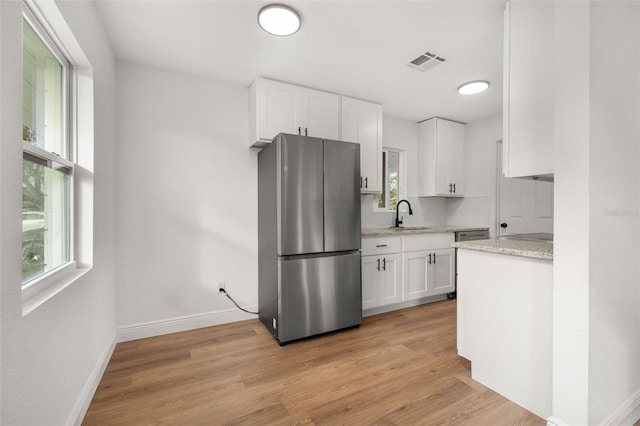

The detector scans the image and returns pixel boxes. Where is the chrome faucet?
[395,199,413,227]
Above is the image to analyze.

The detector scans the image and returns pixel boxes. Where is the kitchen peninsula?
[453,237,553,419]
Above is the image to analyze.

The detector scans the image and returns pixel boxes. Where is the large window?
[377,148,404,211]
[22,9,74,286]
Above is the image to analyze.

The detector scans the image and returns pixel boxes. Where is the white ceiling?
[95,0,505,123]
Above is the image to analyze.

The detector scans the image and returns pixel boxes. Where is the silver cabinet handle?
[428,253,432,264]
[376,244,388,248]
[377,258,380,271]
[449,183,452,193]
[365,177,368,188]
[433,252,436,264]
[453,183,456,193]
[382,258,386,271]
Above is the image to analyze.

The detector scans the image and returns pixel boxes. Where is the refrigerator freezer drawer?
[279,251,362,343]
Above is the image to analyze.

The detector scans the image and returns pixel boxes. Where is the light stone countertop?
[362,225,489,237]
[452,239,553,260]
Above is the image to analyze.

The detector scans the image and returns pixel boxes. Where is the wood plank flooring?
[83,300,544,425]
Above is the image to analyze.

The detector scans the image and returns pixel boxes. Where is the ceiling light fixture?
[457,80,490,95]
[258,4,301,36]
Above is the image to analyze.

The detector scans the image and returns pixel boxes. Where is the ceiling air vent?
[406,51,447,72]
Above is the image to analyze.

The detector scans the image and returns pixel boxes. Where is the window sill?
[22,262,92,316]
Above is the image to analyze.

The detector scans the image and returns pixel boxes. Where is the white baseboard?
[547,387,640,426]
[601,387,640,426]
[547,416,571,426]
[68,331,116,426]
[116,306,259,343]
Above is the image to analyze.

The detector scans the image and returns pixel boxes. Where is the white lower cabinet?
[403,248,455,300]
[362,253,402,310]
[430,249,455,295]
[362,233,455,312]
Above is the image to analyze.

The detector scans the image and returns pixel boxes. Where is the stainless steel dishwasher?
[449,229,490,299]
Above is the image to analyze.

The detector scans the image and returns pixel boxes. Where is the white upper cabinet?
[301,88,340,140]
[341,96,383,194]
[250,78,340,146]
[417,117,466,197]
[251,78,300,144]
[503,0,554,178]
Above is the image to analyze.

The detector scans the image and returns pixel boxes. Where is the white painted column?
[551,2,591,424]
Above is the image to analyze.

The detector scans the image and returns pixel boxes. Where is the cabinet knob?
[500,222,508,228]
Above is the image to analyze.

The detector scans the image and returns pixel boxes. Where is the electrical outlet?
[218,281,225,293]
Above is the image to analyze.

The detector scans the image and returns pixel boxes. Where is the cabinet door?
[380,254,402,305]
[403,251,430,300]
[503,1,554,178]
[362,255,380,310]
[417,119,437,196]
[341,97,383,194]
[442,120,465,196]
[301,88,340,140]
[256,79,301,143]
[429,248,455,296]
[362,254,401,309]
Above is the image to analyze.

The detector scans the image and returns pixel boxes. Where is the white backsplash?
[360,195,447,229]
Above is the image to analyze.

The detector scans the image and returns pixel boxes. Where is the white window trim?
[373,147,407,213]
[21,0,94,316]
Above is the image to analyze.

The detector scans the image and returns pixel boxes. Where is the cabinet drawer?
[362,236,402,256]
[403,233,454,252]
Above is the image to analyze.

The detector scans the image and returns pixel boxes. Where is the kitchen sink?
[388,226,433,231]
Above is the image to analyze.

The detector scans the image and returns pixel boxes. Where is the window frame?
[21,2,81,311]
[374,147,406,213]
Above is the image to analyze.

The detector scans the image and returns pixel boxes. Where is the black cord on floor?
[219,288,258,315]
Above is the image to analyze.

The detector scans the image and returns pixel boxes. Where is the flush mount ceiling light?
[258,4,301,36]
[457,80,490,95]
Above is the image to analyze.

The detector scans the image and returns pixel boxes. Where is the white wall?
[115,62,258,337]
[446,113,501,236]
[588,2,640,423]
[361,115,446,229]
[553,2,640,424]
[0,1,117,424]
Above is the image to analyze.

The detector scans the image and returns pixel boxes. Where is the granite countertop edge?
[361,226,489,237]
[452,239,553,260]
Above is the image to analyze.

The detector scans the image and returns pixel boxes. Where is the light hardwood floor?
[83,300,544,425]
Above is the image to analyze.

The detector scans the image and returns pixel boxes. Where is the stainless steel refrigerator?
[258,133,362,345]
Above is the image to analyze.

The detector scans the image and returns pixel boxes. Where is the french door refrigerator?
[258,133,362,345]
